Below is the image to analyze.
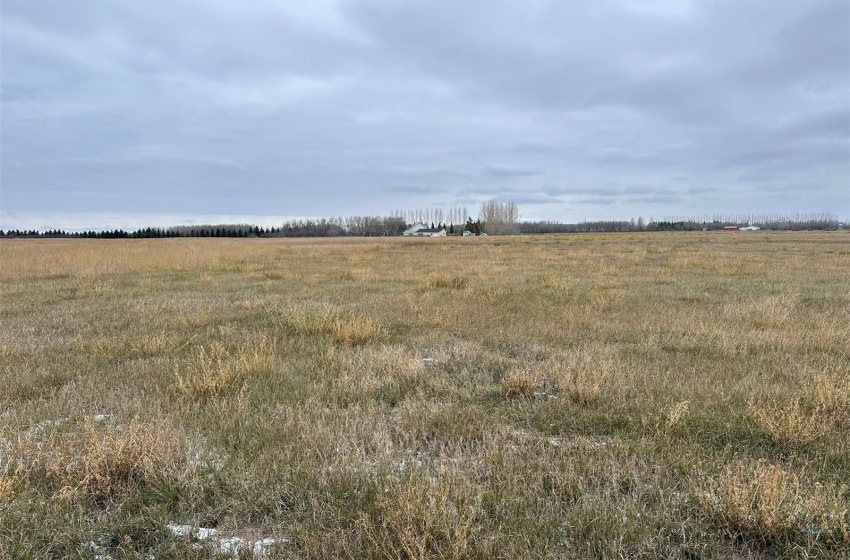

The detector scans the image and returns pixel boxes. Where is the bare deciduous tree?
[479,199,520,235]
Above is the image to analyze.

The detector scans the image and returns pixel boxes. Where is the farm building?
[740,226,760,231]
[402,224,447,237]
[722,226,739,232]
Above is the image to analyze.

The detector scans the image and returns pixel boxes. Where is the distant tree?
[479,199,520,235]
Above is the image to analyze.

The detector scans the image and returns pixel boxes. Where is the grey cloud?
[622,195,684,205]
[687,186,714,195]
[481,165,543,179]
[545,186,622,198]
[1,0,848,225]
[508,194,562,206]
[751,182,832,194]
[575,197,617,206]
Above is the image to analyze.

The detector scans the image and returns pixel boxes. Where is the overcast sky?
[2,0,848,230]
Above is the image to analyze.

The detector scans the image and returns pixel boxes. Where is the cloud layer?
[2,0,848,225]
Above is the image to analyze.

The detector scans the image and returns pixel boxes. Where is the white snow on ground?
[24,417,69,437]
[167,524,285,557]
[85,540,108,560]
[24,413,111,439]
[187,443,228,472]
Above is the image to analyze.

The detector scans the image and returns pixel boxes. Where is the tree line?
[390,207,469,229]
[0,216,409,239]
[656,213,840,230]
[0,225,275,238]
[1,207,842,238]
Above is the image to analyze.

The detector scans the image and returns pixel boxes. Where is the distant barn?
[722,226,739,232]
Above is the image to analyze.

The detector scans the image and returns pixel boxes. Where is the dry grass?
[284,305,383,346]
[332,316,383,346]
[1,232,848,558]
[502,367,542,399]
[813,372,850,422]
[552,344,616,406]
[693,460,849,545]
[5,417,188,504]
[749,365,849,445]
[356,468,481,560]
[749,398,836,445]
[664,400,691,433]
[175,337,275,400]
[426,273,468,290]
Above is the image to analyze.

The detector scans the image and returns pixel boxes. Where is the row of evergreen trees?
[0,226,278,238]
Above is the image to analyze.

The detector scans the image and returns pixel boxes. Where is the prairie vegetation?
[1,232,848,559]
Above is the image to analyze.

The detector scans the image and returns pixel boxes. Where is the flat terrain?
[1,232,848,559]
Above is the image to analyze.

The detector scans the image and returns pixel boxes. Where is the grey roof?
[412,227,445,233]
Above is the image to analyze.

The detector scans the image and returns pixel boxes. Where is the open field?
[1,232,848,559]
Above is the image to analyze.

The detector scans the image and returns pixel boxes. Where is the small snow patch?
[85,540,108,560]
[393,458,423,473]
[188,443,228,472]
[24,417,69,438]
[167,524,284,557]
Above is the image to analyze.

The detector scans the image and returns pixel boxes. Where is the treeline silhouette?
[655,213,840,231]
[520,220,645,234]
[1,212,843,238]
[0,216,409,238]
[521,213,841,233]
[0,226,272,238]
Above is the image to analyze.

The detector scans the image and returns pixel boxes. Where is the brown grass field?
[1,232,848,559]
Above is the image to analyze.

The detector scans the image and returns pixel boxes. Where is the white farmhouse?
[402,223,447,237]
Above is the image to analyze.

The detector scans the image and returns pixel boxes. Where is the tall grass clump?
[0,466,24,505]
[502,366,541,399]
[175,337,274,400]
[552,345,616,406]
[813,373,850,423]
[426,273,467,290]
[333,317,383,346]
[284,305,383,346]
[749,365,849,445]
[749,398,837,445]
[355,469,482,559]
[7,418,189,504]
[693,460,849,546]
[284,304,340,336]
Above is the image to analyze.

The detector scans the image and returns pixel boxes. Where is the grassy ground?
[1,232,848,559]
